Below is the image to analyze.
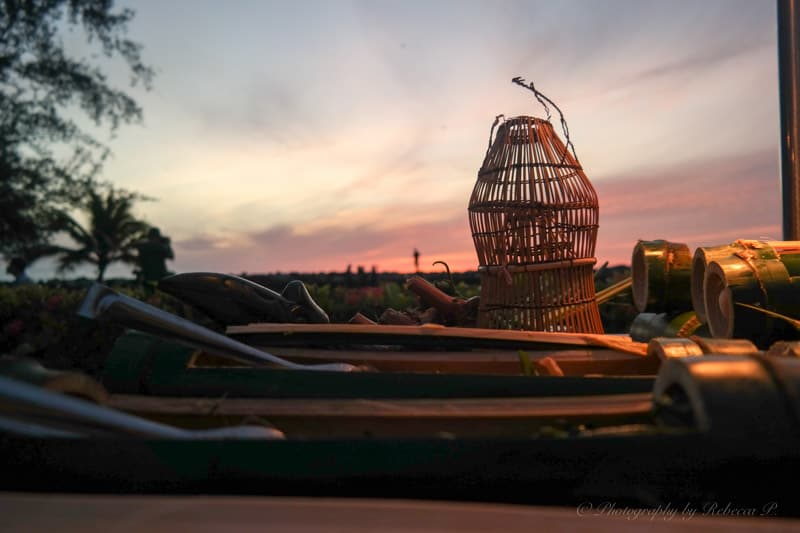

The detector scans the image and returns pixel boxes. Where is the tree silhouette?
[48,187,149,281]
[0,0,153,257]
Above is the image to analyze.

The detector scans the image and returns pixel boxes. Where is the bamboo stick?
[595,276,633,305]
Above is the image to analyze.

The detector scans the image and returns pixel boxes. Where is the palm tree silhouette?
[49,188,149,281]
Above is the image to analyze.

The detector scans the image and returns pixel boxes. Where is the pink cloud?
[595,149,781,264]
[174,149,781,273]
[175,213,478,273]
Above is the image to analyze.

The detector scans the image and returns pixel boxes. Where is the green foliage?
[306,282,418,322]
[0,284,117,376]
[0,0,153,256]
[0,284,184,377]
[453,281,480,299]
[382,282,417,311]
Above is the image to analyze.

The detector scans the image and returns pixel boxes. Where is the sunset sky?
[15,0,784,280]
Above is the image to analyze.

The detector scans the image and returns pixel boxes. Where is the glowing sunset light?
[13,0,782,280]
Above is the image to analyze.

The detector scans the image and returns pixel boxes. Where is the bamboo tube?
[652,356,787,434]
[704,245,800,343]
[646,335,758,361]
[692,240,800,324]
[690,337,759,356]
[631,240,692,313]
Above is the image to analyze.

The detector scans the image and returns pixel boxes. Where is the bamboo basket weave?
[468,112,602,333]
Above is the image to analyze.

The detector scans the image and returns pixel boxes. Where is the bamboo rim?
[691,244,737,324]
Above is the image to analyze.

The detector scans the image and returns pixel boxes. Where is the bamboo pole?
[692,240,800,324]
[703,244,800,344]
[595,275,633,305]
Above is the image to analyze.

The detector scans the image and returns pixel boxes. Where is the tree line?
[1,0,156,281]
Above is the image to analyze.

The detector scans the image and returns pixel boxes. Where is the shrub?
[0,284,188,377]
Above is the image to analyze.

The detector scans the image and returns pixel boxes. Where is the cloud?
[173,210,477,273]
[181,74,339,150]
[171,147,781,273]
[170,151,776,274]
[628,37,772,85]
[595,149,781,264]
[598,150,777,216]
[50,0,782,280]
[174,236,224,252]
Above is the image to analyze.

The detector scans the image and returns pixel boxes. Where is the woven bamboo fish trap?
[468,79,602,333]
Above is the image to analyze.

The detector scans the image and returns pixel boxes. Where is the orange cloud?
[174,149,780,273]
[175,212,477,274]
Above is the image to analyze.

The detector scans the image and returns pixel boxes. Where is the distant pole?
[779,0,800,239]
[413,248,420,273]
